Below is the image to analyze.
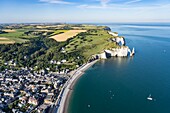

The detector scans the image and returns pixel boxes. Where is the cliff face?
[115,37,125,46]
[108,47,129,57]
[100,52,107,59]
[97,31,135,59]
[108,31,125,46]
[98,47,128,59]
[108,31,118,37]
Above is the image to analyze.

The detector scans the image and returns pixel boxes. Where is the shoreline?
[55,60,98,113]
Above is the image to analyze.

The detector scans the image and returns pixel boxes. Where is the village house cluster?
[0,68,68,113]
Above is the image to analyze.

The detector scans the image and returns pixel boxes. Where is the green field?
[0,29,37,43]
[0,24,111,44]
[65,29,118,58]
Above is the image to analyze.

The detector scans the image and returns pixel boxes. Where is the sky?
[0,0,170,23]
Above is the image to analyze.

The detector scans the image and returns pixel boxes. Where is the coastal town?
[0,23,134,113]
[1,0,169,113]
[0,67,68,113]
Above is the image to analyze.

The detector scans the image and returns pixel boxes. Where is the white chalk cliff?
[100,52,107,59]
[108,31,125,46]
[130,48,135,56]
[108,31,118,37]
[106,47,129,57]
[98,32,135,59]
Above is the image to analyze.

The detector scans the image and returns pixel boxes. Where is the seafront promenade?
[53,60,98,113]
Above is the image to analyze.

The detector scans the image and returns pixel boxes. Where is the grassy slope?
[65,29,118,59]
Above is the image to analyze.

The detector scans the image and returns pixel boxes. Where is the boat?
[147,94,153,101]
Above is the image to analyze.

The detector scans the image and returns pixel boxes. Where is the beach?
[55,60,98,113]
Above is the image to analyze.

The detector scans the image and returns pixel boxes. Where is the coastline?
[56,60,98,113]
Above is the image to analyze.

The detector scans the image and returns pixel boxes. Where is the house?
[44,94,53,105]
[61,60,67,63]
[41,89,48,93]
[0,78,4,81]
[28,97,39,105]
[18,103,23,107]
[57,61,61,65]
[4,92,15,98]
[19,96,28,104]
[37,104,49,113]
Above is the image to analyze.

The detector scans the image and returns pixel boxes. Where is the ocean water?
[68,23,170,113]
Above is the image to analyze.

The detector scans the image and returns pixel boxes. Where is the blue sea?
[68,23,170,113]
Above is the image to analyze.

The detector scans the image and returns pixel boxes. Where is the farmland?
[0,29,36,44]
[50,30,86,42]
[49,30,68,37]
[0,24,111,44]
[0,37,15,44]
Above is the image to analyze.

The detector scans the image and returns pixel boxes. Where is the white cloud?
[125,0,142,5]
[77,0,167,10]
[78,0,111,9]
[78,4,108,9]
[100,0,111,7]
[39,0,73,4]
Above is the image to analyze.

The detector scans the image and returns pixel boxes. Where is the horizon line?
[1,21,170,24]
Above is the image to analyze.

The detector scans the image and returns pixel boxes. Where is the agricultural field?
[0,29,36,44]
[49,30,68,37]
[0,24,110,44]
[0,37,15,44]
[50,30,86,42]
[2,29,16,32]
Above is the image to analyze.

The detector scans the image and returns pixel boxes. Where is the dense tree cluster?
[0,37,85,71]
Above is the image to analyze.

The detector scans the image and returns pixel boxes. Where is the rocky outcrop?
[100,52,107,59]
[108,31,125,46]
[115,37,125,46]
[95,47,135,59]
[130,48,135,56]
[105,47,129,57]
[97,47,129,59]
[110,47,129,57]
[103,27,111,31]
[108,31,118,37]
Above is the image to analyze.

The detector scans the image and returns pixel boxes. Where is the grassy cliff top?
[65,29,118,58]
